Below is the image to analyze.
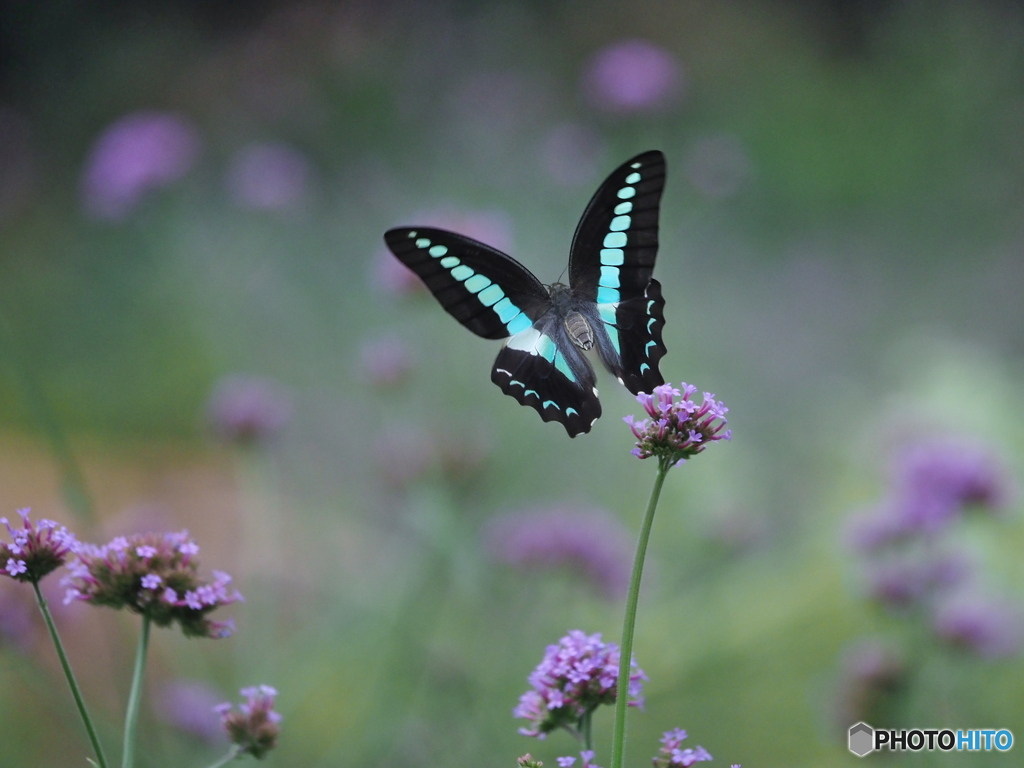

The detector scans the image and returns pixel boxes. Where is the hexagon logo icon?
[849,722,874,757]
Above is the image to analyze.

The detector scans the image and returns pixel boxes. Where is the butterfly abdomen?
[564,312,594,351]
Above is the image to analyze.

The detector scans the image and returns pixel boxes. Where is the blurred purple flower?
[0,583,35,651]
[206,374,293,445]
[216,684,282,759]
[861,551,971,610]
[155,679,227,743]
[834,638,906,727]
[932,593,1024,659]
[372,424,435,489]
[893,439,1013,521]
[582,39,684,114]
[361,334,416,388]
[847,438,1013,552]
[514,629,645,739]
[226,142,312,212]
[80,111,200,220]
[483,505,632,598]
[683,135,751,199]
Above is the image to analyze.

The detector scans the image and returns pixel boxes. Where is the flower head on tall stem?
[514,630,645,740]
[624,384,731,468]
[215,684,282,759]
[1,508,78,584]
[61,530,242,638]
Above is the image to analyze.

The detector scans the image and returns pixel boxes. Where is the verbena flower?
[1,508,78,584]
[582,39,684,114]
[518,755,543,768]
[624,383,731,467]
[155,679,228,744]
[61,530,242,638]
[931,592,1024,659]
[361,334,416,388]
[80,110,200,220]
[833,638,906,728]
[206,374,293,445]
[556,750,604,768]
[514,630,646,739]
[652,728,712,767]
[483,505,632,598]
[225,142,312,212]
[849,439,1013,552]
[215,684,282,759]
[861,550,971,610]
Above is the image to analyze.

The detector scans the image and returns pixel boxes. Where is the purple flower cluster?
[62,530,242,639]
[582,39,684,114]
[845,438,1022,659]
[80,111,200,220]
[833,638,906,737]
[652,728,713,767]
[514,630,645,739]
[1,508,78,583]
[206,374,293,445]
[215,684,282,759]
[848,439,1012,550]
[225,142,312,212]
[556,750,603,768]
[483,505,633,598]
[624,384,731,467]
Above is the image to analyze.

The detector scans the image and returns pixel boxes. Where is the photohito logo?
[848,722,1014,757]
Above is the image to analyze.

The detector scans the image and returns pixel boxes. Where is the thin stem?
[580,710,593,751]
[610,457,672,768]
[121,615,151,768]
[31,581,110,768]
[203,747,242,768]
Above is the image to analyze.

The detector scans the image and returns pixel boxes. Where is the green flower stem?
[610,456,672,768]
[204,747,242,768]
[581,710,594,751]
[121,615,151,768]
[31,581,110,768]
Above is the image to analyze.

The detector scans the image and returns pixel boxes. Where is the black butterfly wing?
[385,226,597,436]
[491,314,600,438]
[384,227,549,340]
[567,150,667,395]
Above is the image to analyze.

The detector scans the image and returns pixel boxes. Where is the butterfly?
[384,150,667,437]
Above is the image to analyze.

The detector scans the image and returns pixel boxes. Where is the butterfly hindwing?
[384,227,548,340]
[491,317,600,438]
[589,277,666,395]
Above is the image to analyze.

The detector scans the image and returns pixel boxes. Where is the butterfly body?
[385,150,667,437]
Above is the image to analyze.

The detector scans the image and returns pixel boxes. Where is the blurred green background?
[2,1,1024,765]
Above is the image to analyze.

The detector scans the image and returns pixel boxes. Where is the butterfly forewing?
[385,227,549,340]
[567,150,667,395]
